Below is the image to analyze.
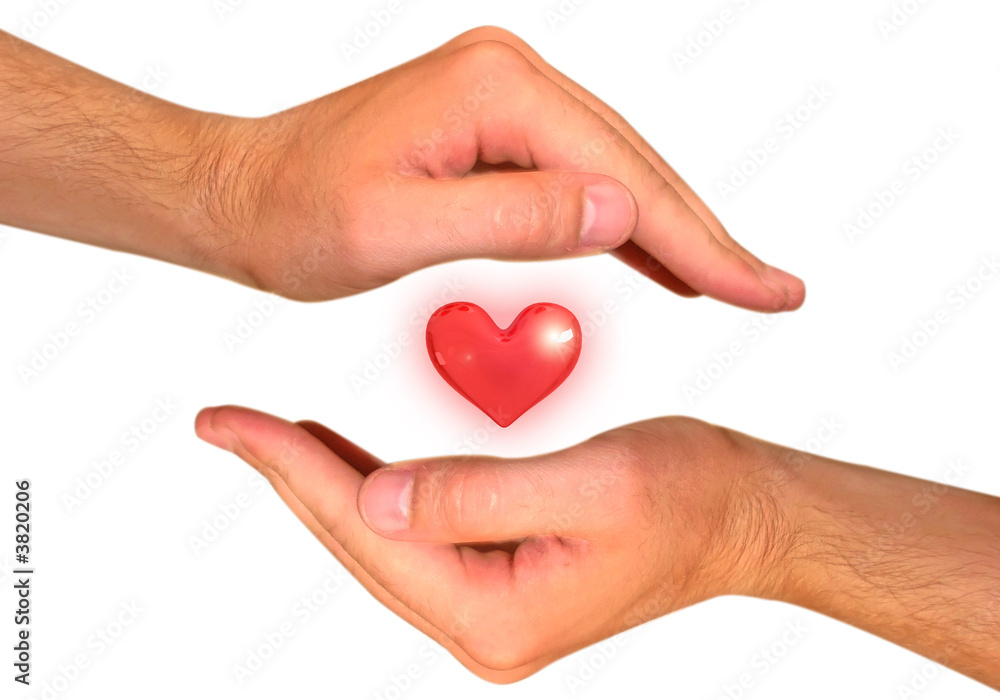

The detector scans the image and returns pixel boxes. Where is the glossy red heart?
[426,302,582,427]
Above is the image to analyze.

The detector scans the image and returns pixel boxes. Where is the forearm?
[0,31,253,281]
[772,451,1000,687]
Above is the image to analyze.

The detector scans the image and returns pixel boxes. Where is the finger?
[195,405,559,679]
[426,34,804,311]
[442,30,773,259]
[357,444,628,543]
[380,171,636,265]
[245,442,547,684]
[612,239,699,297]
[194,406,466,604]
[296,420,386,477]
[441,29,804,302]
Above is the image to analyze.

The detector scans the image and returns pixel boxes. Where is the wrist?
[705,430,805,602]
[643,421,803,607]
[177,111,290,289]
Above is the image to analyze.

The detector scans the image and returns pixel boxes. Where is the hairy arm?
[0,30,258,281]
[773,451,1000,686]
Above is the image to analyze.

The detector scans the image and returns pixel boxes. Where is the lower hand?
[196,405,1000,687]
[194,406,789,682]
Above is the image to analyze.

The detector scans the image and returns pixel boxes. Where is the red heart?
[426,302,582,427]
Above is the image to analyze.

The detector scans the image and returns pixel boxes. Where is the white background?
[2,0,999,698]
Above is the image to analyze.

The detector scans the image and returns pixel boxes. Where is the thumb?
[357,452,624,543]
[393,171,637,262]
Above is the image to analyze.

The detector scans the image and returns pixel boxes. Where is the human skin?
[0,26,803,310]
[196,405,1000,688]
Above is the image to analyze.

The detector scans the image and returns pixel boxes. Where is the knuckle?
[572,122,627,170]
[584,430,660,526]
[454,26,530,52]
[435,466,504,537]
[610,451,653,523]
[459,628,537,672]
[454,38,531,76]
[330,226,368,282]
[665,416,745,460]
[331,185,383,271]
[497,179,567,255]
[436,469,470,534]
[454,24,526,46]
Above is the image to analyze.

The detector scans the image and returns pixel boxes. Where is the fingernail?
[580,182,633,248]
[362,469,414,533]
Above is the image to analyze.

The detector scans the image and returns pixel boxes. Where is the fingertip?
[784,281,806,311]
[611,241,701,297]
[194,405,239,452]
[194,406,215,438]
[760,265,806,311]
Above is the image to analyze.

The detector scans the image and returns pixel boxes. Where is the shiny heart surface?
[425,302,582,427]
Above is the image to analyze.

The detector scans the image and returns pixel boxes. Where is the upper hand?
[195,27,804,310]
